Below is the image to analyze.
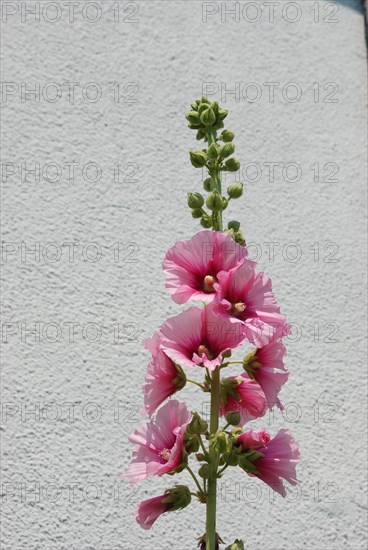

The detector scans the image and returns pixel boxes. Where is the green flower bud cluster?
[186,96,246,239]
[224,539,245,550]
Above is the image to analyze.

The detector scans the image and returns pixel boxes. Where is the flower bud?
[187,412,208,435]
[184,433,200,453]
[225,540,245,550]
[187,192,204,209]
[217,108,228,121]
[200,108,216,127]
[200,215,213,229]
[221,130,235,142]
[222,197,229,210]
[211,100,219,113]
[201,96,211,104]
[196,453,206,462]
[212,431,228,454]
[223,451,239,467]
[225,158,240,172]
[172,364,187,391]
[163,485,191,512]
[190,150,207,168]
[186,111,200,126]
[203,177,213,192]
[207,143,219,160]
[218,142,235,159]
[233,230,246,246]
[227,183,243,199]
[228,220,240,231]
[196,129,206,141]
[198,464,210,479]
[206,190,223,212]
[190,102,198,111]
[191,209,203,219]
[225,411,241,426]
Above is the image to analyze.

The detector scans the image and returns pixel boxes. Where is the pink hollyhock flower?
[135,485,191,530]
[159,303,246,372]
[135,494,170,530]
[219,373,267,425]
[244,339,289,410]
[214,262,289,347]
[239,428,300,497]
[122,400,191,484]
[142,333,186,416]
[237,428,271,449]
[163,230,247,304]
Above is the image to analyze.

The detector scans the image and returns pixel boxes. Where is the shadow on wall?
[330,0,364,13]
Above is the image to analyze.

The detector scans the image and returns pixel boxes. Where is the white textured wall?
[1,1,367,549]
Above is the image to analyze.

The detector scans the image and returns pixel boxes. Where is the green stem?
[198,435,209,459]
[217,464,229,477]
[207,127,223,231]
[206,366,220,550]
[186,465,204,497]
[187,378,206,391]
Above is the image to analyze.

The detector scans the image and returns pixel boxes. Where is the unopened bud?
[211,100,219,113]
[225,158,240,172]
[206,190,223,212]
[187,412,208,435]
[200,108,216,127]
[225,540,245,550]
[200,215,213,229]
[190,150,207,168]
[163,485,191,512]
[221,130,235,142]
[196,129,206,141]
[198,464,210,479]
[219,142,235,159]
[228,220,240,231]
[203,177,213,192]
[227,183,243,199]
[196,453,206,462]
[225,411,241,426]
[191,209,203,219]
[188,192,204,209]
[217,108,228,121]
[186,111,201,126]
[207,143,219,159]
[213,431,228,454]
[233,230,246,246]
[223,452,239,467]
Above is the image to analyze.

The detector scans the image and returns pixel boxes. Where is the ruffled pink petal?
[135,495,168,530]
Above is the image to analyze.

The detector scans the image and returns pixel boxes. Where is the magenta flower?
[159,303,246,372]
[142,333,186,416]
[123,400,191,484]
[239,428,300,497]
[219,374,267,425]
[244,339,289,410]
[135,494,170,530]
[237,428,271,449]
[163,230,247,304]
[214,262,288,347]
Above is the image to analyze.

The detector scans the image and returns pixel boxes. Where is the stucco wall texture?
[1,1,367,549]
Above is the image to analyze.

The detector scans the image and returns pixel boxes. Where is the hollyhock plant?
[124,97,300,550]
[159,302,246,372]
[219,374,267,425]
[214,261,289,347]
[123,400,191,484]
[237,428,300,497]
[142,333,186,416]
[242,339,289,410]
[163,230,247,304]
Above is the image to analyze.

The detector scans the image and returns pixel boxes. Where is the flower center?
[203,274,217,293]
[229,301,246,315]
[197,344,214,360]
[160,448,172,461]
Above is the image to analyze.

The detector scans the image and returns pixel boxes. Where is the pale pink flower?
[163,230,247,304]
[122,400,191,484]
[214,262,288,347]
[245,340,289,410]
[142,333,186,416]
[159,303,246,372]
[135,494,169,530]
[219,374,267,425]
[237,428,271,449]
[240,428,300,497]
